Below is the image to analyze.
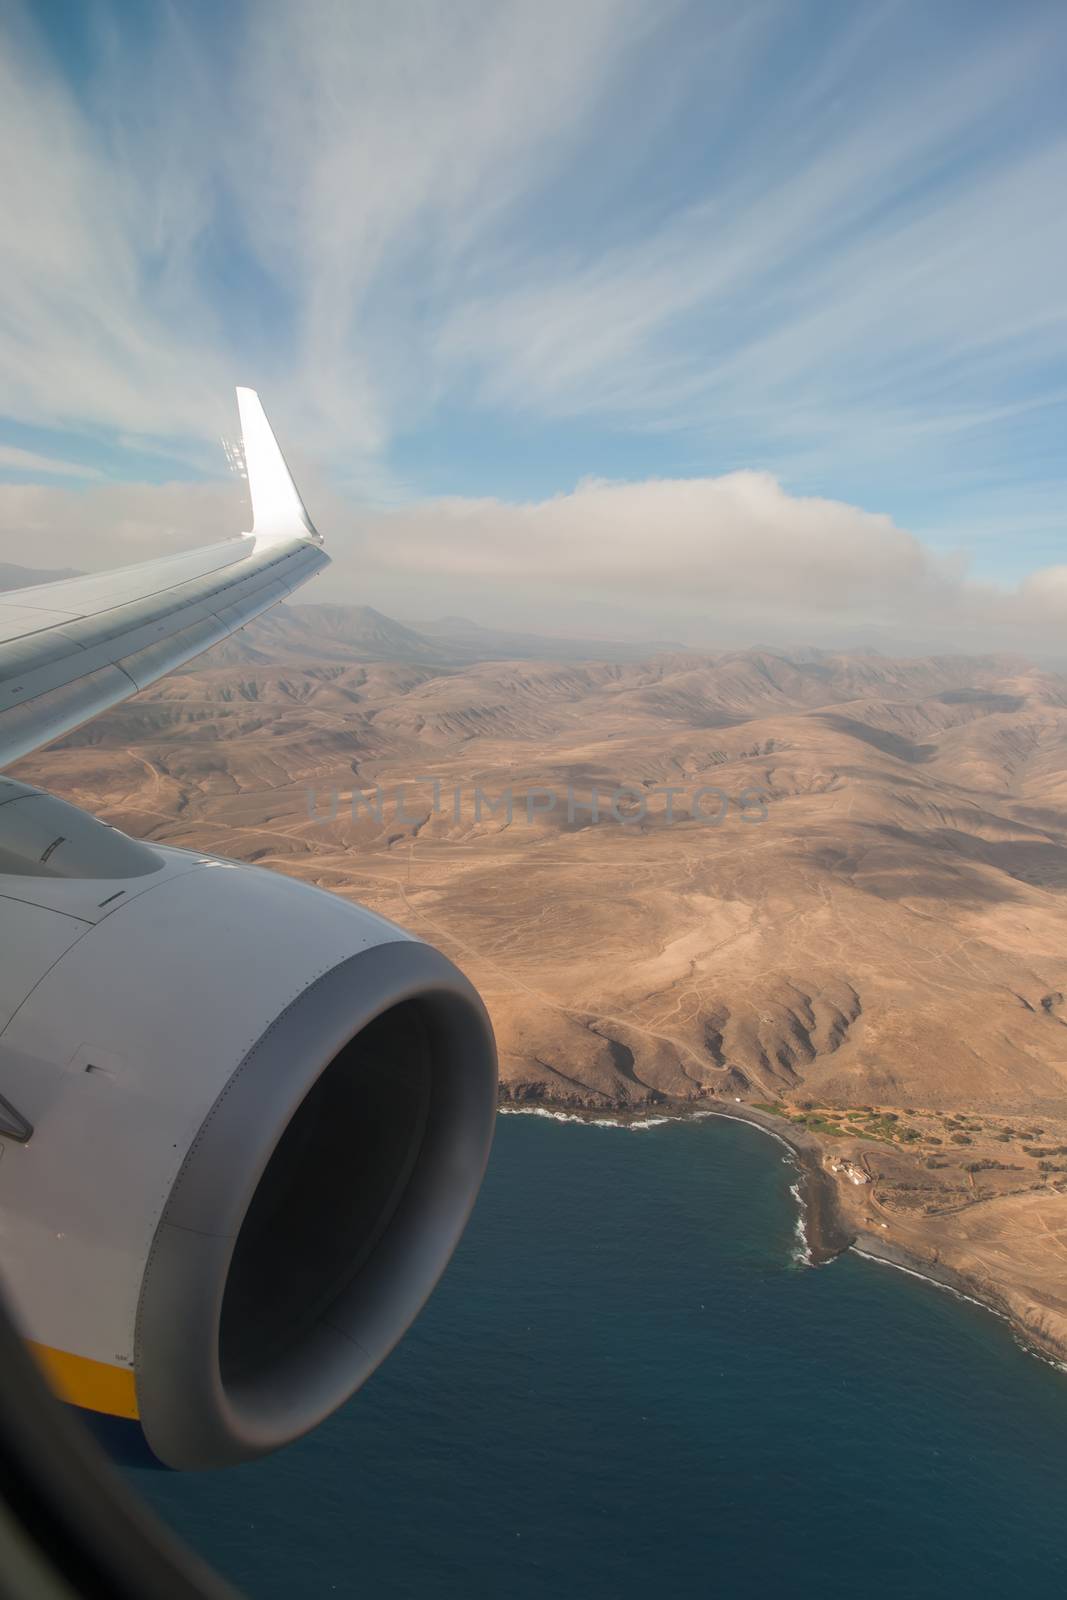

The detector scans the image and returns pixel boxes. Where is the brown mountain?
[10,603,1067,1361]
[0,561,81,589]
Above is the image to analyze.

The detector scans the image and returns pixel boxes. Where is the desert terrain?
[9,590,1067,1362]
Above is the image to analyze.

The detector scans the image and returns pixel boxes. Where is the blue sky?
[1,1,1066,647]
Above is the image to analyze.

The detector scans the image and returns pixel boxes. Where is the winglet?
[236,387,323,548]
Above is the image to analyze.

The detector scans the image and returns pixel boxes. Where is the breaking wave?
[498,1105,673,1131]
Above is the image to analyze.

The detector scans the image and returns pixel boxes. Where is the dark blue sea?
[132,1112,1067,1598]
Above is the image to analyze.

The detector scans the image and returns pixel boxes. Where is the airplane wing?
[0,387,328,769]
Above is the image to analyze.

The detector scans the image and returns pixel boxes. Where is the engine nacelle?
[0,779,496,1469]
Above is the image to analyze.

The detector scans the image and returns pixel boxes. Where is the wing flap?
[117,615,235,691]
[0,604,85,643]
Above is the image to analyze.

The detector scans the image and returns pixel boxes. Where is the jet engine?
[0,779,497,1469]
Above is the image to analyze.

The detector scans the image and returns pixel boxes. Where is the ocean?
[132,1112,1067,1598]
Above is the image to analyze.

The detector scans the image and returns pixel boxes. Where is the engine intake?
[138,941,495,1469]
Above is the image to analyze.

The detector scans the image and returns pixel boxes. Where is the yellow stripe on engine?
[27,1341,139,1420]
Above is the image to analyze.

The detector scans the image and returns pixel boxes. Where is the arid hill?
[10,597,1067,1361]
[0,561,81,589]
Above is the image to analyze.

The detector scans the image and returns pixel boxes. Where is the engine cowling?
[0,780,497,1469]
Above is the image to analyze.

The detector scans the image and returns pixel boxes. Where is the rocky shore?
[499,1094,857,1262]
[498,1091,1067,1369]
[686,1101,857,1265]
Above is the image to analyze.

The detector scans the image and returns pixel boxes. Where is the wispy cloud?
[1,0,1065,596]
[0,0,655,461]
[437,14,1067,482]
[0,445,103,479]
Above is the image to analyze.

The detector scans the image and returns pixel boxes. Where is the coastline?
[847,1231,1067,1372]
[497,1094,1067,1369]
[681,1101,857,1266]
[499,1096,856,1264]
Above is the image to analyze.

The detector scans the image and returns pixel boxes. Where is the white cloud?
[358,472,930,602]
[0,480,243,568]
[1,469,1064,657]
